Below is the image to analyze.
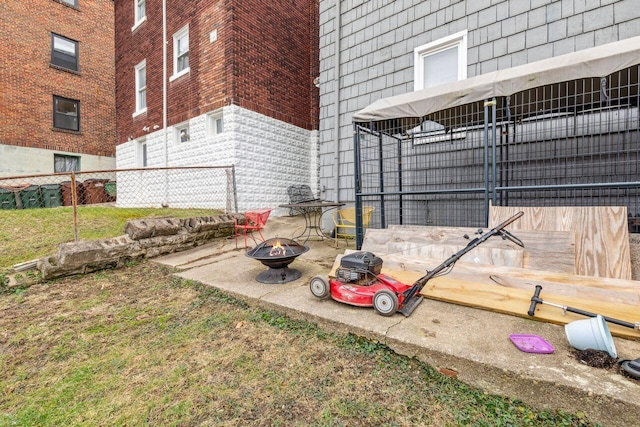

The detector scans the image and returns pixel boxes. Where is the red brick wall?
[115,0,319,144]
[0,0,116,157]
[229,0,319,130]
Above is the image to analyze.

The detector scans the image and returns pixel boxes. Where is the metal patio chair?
[234,208,272,248]
[331,206,374,248]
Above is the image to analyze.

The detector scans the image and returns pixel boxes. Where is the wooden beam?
[375,226,575,274]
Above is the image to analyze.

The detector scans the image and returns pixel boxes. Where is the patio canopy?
[353,35,640,123]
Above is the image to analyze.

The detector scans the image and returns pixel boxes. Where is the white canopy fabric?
[353,35,640,123]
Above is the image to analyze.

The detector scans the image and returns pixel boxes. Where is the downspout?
[162,0,169,206]
[333,0,341,202]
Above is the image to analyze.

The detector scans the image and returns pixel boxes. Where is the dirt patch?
[572,349,618,370]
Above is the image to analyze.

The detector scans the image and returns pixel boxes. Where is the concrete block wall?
[116,105,318,214]
[318,0,640,202]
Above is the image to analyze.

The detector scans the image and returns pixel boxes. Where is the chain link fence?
[0,166,236,268]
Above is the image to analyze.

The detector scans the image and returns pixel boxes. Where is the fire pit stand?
[245,237,309,284]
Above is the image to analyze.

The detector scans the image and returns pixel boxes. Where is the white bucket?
[564,315,617,358]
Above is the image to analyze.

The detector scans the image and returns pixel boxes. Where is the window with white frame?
[133,0,146,29]
[60,0,78,7]
[175,123,190,143]
[414,30,467,91]
[134,60,147,116]
[206,110,224,136]
[171,25,189,80]
[137,139,147,167]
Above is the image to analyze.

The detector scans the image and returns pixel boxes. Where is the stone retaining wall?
[38,215,236,280]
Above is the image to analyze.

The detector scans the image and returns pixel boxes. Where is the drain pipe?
[333,0,341,202]
[162,0,169,206]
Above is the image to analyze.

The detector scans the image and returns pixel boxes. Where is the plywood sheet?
[363,227,575,273]
[391,266,639,340]
[489,205,631,280]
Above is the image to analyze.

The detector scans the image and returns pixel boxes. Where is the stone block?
[38,214,235,280]
[39,235,145,280]
[125,217,182,240]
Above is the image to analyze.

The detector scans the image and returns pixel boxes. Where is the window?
[414,30,467,91]
[171,25,189,80]
[53,96,80,131]
[134,0,146,28]
[60,0,78,7]
[51,33,78,72]
[207,110,224,136]
[54,154,80,172]
[137,139,147,167]
[134,60,147,115]
[175,123,190,143]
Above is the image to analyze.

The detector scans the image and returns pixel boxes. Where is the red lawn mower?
[309,211,524,317]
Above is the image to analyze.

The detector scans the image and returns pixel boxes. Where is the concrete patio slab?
[152,215,640,427]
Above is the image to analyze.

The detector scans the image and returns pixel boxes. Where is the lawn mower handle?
[401,211,525,307]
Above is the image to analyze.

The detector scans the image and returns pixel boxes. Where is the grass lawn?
[0,262,596,426]
[0,206,219,269]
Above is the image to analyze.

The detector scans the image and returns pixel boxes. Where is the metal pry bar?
[528,285,640,330]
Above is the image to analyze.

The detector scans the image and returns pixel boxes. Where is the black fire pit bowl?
[245,237,310,284]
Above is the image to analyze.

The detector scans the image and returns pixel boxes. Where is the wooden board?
[364,227,575,273]
[489,205,632,280]
[393,266,639,340]
[372,252,640,306]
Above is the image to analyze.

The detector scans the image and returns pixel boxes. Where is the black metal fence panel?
[354,65,640,247]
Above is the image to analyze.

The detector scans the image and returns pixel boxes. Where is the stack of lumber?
[489,205,631,279]
[358,205,640,339]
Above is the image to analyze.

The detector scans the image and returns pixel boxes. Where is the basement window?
[137,139,147,167]
[175,123,190,143]
[206,110,224,136]
[54,154,80,172]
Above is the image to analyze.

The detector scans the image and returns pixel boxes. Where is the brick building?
[115,0,320,212]
[0,0,116,177]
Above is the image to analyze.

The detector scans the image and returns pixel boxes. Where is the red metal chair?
[234,208,272,248]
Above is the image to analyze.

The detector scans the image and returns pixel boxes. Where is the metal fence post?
[354,123,364,249]
[70,172,79,242]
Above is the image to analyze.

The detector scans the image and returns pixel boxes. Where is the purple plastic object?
[509,334,555,354]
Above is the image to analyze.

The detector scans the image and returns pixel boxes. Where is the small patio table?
[278,201,345,243]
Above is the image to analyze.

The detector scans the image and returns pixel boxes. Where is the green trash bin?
[0,187,17,210]
[40,184,63,208]
[104,181,117,202]
[20,185,42,209]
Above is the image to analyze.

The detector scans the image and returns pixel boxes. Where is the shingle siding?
[319,0,640,201]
